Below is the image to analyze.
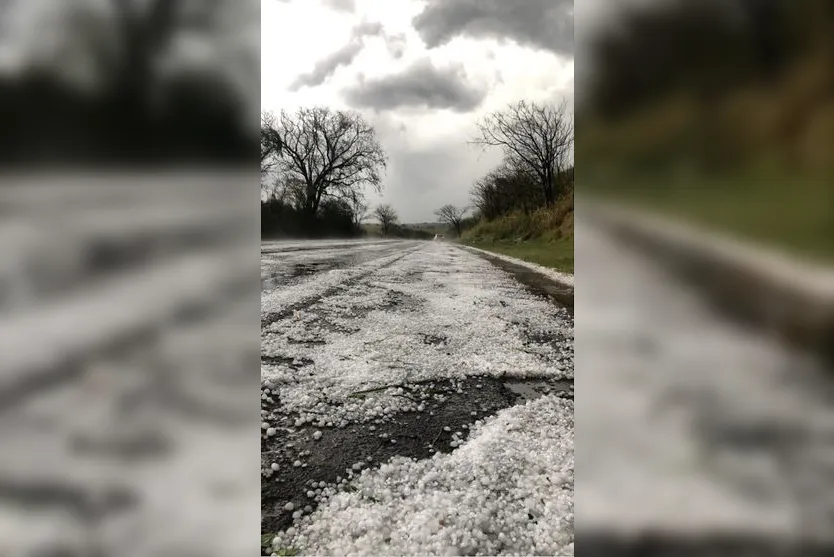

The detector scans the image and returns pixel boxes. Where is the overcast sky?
[262,0,574,223]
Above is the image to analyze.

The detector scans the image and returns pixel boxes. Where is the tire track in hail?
[261,243,426,328]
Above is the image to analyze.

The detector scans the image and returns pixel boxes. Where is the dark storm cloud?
[290,21,407,90]
[343,59,486,112]
[289,40,364,91]
[413,0,573,56]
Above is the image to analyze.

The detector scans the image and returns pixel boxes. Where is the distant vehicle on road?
[433,234,445,241]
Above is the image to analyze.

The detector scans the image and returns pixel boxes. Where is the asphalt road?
[260,238,575,555]
[576,213,834,554]
[0,177,260,557]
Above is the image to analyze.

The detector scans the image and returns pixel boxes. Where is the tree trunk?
[543,167,554,206]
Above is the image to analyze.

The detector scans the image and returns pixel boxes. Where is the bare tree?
[434,205,468,237]
[348,191,370,229]
[261,111,282,175]
[471,99,573,205]
[107,0,240,100]
[373,204,398,236]
[268,107,387,219]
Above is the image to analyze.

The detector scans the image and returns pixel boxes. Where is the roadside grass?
[586,170,834,264]
[464,237,574,274]
[261,534,273,555]
[261,534,298,557]
[460,200,574,273]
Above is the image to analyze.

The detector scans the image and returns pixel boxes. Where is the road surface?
[0,177,260,557]
[261,238,574,556]
[577,212,834,554]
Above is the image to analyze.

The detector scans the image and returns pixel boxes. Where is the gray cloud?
[321,0,355,12]
[289,40,364,91]
[343,59,486,112]
[384,32,407,59]
[352,21,383,36]
[290,21,406,90]
[413,0,573,56]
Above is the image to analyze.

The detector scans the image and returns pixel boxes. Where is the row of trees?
[420,99,574,239]
[469,99,574,222]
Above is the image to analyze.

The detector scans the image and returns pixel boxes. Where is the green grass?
[586,170,834,263]
[260,538,298,556]
[261,534,299,556]
[458,200,574,273]
[464,236,574,273]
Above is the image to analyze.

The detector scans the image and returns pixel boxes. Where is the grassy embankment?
[459,196,574,273]
[586,171,834,264]
[581,81,834,264]
[579,1,834,264]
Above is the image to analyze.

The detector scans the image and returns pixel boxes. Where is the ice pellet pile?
[268,395,574,556]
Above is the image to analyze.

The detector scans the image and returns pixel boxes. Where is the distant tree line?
[372,204,432,239]
[261,192,359,238]
[584,0,829,120]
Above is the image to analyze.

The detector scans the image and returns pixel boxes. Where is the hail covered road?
[261,238,574,556]
[577,212,834,555]
[0,177,259,557]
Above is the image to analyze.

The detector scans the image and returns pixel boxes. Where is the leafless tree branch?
[264,107,387,218]
[373,204,398,236]
[434,204,468,236]
[471,99,573,205]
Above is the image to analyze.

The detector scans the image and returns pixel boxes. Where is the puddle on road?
[504,378,573,401]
